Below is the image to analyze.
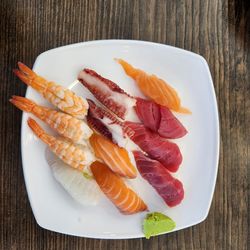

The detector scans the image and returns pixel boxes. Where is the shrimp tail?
[14,62,46,93]
[10,95,36,113]
[27,118,53,145]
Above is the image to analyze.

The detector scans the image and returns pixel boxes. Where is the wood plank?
[0,0,249,249]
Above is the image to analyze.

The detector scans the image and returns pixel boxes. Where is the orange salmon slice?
[116,58,191,114]
[91,161,147,214]
[89,133,137,178]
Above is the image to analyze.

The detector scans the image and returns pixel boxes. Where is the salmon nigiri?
[116,59,191,114]
[91,161,147,214]
[89,133,137,178]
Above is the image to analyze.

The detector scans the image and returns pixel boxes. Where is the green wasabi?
[82,171,93,180]
[143,212,176,239]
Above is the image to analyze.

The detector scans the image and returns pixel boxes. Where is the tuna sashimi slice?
[91,161,147,214]
[135,98,187,139]
[133,151,184,207]
[79,68,187,139]
[125,122,182,172]
[86,100,182,172]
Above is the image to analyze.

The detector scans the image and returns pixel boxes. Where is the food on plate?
[89,133,137,178]
[46,150,101,206]
[143,212,176,239]
[133,151,184,206]
[135,98,187,139]
[27,118,95,170]
[14,62,89,119]
[87,114,113,141]
[78,68,138,121]
[78,68,187,139]
[116,58,191,114]
[12,57,190,235]
[87,99,124,143]
[10,96,93,145]
[125,122,182,172]
[91,161,147,214]
[87,100,182,172]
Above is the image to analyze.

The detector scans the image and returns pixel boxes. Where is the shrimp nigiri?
[89,133,137,178]
[10,96,92,145]
[116,59,191,114]
[90,161,147,214]
[27,118,95,170]
[14,62,89,118]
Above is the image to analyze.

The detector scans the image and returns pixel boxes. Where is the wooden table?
[0,1,249,249]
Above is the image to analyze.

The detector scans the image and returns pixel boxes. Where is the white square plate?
[21,40,219,239]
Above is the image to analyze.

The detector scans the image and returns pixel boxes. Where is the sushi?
[89,133,137,178]
[116,58,191,114]
[91,161,147,214]
[46,149,101,206]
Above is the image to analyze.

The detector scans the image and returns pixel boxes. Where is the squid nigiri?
[90,161,147,214]
[45,149,101,206]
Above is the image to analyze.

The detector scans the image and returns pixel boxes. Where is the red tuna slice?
[125,122,182,172]
[78,69,136,119]
[135,98,161,131]
[133,151,184,207]
[158,105,187,138]
[135,98,187,139]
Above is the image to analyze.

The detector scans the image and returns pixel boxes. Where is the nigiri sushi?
[89,133,137,178]
[91,161,147,214]
[46,149,101,206]
[78,68,187,139]
[133,151,184,207]
[87,100,183,172]
[27,118,95,170]
[116,58,191,114]
[10,96,93,145]
[14,62,89,118]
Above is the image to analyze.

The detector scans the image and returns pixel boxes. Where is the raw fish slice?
[133,151,184,207]
[87,100,183,172]
[135,98,187,139]
[91,161,147,214]
[79,69,187,139]
[125,122,182,172]
[45,149,101,206]
[135,98,160,131]
[89,133,137,178]
[116,58,191,114]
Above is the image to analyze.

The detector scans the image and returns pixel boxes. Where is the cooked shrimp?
[14,62,88,119]
[10,96,92,145]
[27,118,95,170]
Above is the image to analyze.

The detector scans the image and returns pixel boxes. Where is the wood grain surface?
[0,0,249,249]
